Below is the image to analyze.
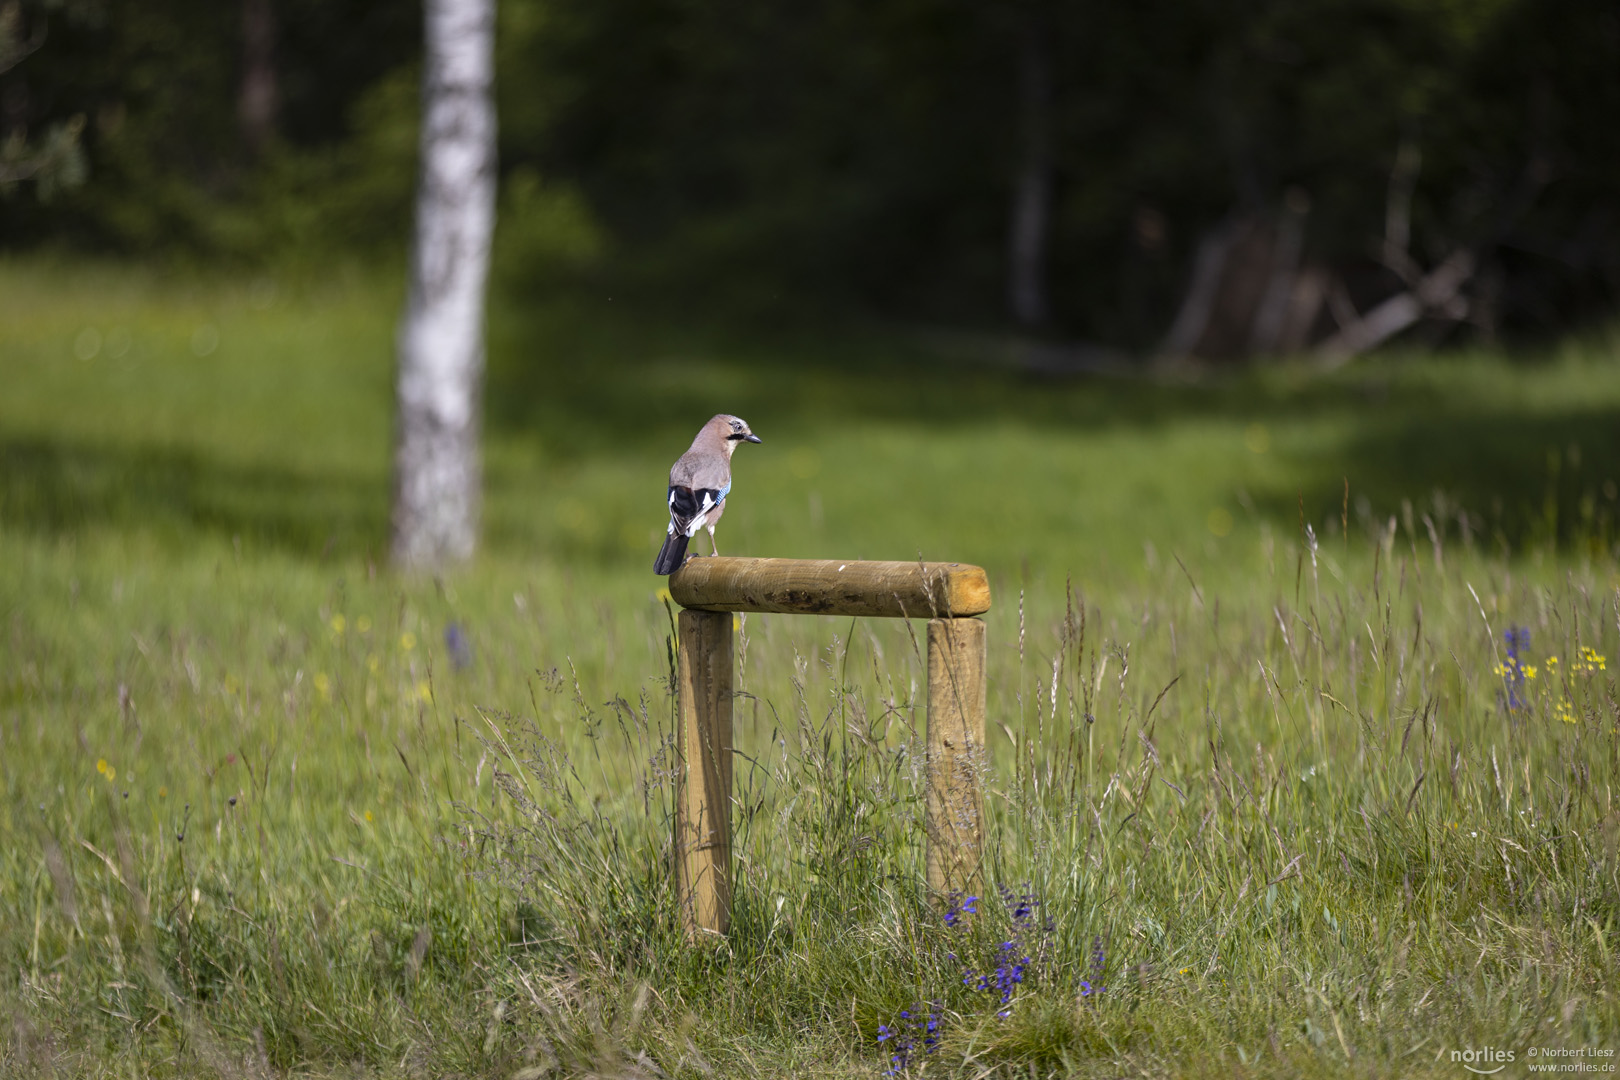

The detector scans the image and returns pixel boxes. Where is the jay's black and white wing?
[653,481,729,574]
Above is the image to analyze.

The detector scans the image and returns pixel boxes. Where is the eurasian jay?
[654,414,762,575]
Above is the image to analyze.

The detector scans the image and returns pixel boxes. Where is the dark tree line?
[4,0,1618,356]
[0,0,419,251]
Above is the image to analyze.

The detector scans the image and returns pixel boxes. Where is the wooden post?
[675,609,733,937]
[926,617,986,897]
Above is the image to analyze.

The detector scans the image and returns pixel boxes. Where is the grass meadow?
[3,258,1620,1077]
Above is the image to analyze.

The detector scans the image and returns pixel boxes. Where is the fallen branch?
[0,2,48,77]
[1314,248,1474,369]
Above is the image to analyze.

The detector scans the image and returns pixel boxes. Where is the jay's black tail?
[654,531,689,575]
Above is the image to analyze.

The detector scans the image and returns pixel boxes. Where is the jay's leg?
[706,523,720,556]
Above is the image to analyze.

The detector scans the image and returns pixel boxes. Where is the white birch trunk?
[238,0,278,156]
[391,0,496,569]
[1007,20,1052,328]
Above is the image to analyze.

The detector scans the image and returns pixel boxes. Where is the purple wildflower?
[1084,935,1107,997]
[445,622,473,671]
[955,884,1050,1017]
[1503,627,1529,711]
[876,1001,941,1074]
[942,894,979,927]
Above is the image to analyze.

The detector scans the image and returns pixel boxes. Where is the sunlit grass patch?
[2,260,1619,1076]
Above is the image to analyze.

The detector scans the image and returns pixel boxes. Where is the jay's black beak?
[744,433,763,443]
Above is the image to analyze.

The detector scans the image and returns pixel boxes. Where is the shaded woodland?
[4,0,1618,357]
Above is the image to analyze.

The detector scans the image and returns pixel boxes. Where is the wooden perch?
[670,555,992,935]
[1314,249,1474,369]
[669,557,991,619]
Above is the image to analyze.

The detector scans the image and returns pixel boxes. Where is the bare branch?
[0,1,46,76]
[1315,249,1474,369]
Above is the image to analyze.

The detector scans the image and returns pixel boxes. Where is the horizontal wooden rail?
[668,556,991,619]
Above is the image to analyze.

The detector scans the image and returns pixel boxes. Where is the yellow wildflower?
[314,672,331,701]
[357,615,372,633]
[400,631,416,651]
[330,613,346,634]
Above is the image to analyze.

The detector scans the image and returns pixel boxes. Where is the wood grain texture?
[926,617,987,897]
[674,609,733,937]
[669,557,991,619]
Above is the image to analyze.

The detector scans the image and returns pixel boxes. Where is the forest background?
[5,2,1620,1078]
[5,0,1618,350]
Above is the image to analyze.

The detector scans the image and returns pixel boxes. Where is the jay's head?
[709,414,762,453]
